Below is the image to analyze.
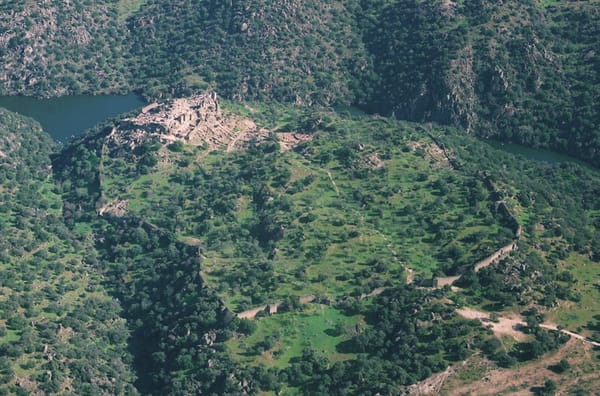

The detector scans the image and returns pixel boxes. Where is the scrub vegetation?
[1,0,600,394]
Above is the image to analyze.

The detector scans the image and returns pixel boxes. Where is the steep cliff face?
[0,0,131,97]
[461,0,599,165]
[454,1,568,141]
[360,0,466,123]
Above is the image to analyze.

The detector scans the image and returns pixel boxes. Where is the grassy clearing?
[548,253,600,336]
[0,329,20,345]
[96,107,514,312]
[116,0,148,21]
[227,306,360,368]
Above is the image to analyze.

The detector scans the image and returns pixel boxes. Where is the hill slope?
[0,109,136,394]
[0,0,131,97]
[128,0,371,104]
[46,94,600,393]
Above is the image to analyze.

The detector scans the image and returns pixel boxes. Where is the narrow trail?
[437,338,598,396]
[539,324,600,347]
[326,170,340,196]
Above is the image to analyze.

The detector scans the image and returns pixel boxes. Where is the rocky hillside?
[126,0,600,166]
[0,0,131,97]
[0,109,136,394]
[3,0,598,165]
[360,0,600,166]
[128,0,371,104]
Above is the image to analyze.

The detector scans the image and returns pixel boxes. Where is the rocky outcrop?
[97,199,128,217]
[106,92,311,153]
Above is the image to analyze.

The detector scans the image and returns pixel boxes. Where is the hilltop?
[44,93,600,393]
[0,90,598,393]
[1,0,600,394]
[103,93,311,154]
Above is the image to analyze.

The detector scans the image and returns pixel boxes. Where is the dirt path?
[539,324,600,347]
[326,170,340,196]
[439,338,599,396]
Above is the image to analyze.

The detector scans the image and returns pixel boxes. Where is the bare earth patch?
[456,307,530,342]
[439,339,600,396]
[408,366,455,395]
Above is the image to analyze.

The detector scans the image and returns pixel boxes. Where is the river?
[484,140,581,165]
[0,93,145,142]
[0,94,590,165]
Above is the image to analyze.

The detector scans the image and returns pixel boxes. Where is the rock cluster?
[106,92,311,153]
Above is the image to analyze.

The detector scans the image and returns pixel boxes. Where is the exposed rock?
[97,199,128,217]
[441,0,457,16]
[106,92,311,153]
[447,45,477,133]
[277,132,313,151]
[361,152,385,170]
[408,141,451,168]
[0,1,128,97]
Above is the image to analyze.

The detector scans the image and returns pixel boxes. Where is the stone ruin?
[105,92,312,153]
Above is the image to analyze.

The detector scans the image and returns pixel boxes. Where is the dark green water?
[333,105,368,119]
[0,93,145,142]
[485,140,579,165]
